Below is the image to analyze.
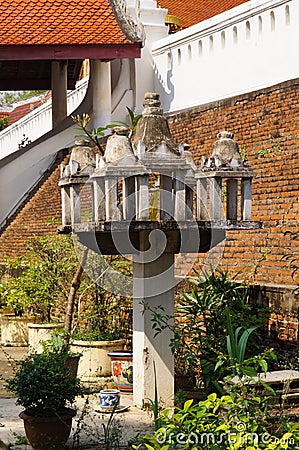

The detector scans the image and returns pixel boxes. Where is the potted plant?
[0,259,36,346]
[0,234,80,349]
[70,284,130,382]
[6,350,82,450]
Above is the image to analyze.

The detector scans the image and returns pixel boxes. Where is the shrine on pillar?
[59,92,260,407]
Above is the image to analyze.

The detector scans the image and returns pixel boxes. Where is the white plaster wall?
[152,0,299,113]
[125,0,169,112]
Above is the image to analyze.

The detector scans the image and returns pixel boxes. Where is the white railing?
[0,77,88,160]
[152,0,299,113]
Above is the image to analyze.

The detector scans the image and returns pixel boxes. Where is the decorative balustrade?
[0,78,88,160]
[152,0,298,112]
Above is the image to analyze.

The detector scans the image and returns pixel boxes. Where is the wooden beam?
[0,44,141,60]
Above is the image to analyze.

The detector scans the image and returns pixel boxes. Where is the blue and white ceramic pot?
[99,389,120,410]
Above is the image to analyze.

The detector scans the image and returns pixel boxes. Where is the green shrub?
[6,351,82,416]
[134,394,299,449]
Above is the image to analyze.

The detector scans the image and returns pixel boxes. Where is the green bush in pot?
[6,350,83,450]
[0,234,78,322]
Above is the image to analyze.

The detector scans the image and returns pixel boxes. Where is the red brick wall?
[167,78,299,287]
[1,79,298,290]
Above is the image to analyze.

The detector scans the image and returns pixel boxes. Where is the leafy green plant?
[0,235,79,321]
[134,394,299,449]
[72,107,141,154]
[147,362,161,431]
[71,253,132,343]
[72,113,120,155]
[147,268,270,392]
[214,308,276,389]
[6,351,82,416]
[72,285,130,342]
[225,308,258,365]
[0,115,8,131]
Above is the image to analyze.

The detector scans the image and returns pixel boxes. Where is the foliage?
[72,107,141,154]
[71,252,132,343]
[134,394,299,449]
[0,235,79,320]
[147,362,161,431]
[72,285,129,341]
[0,90,46,104]
[282,230,299,288]
[0,115,8,131]
[214,308,277,385]
[71,396,124,449]
[6,351,82,416]
[147,268,270,391]
[72,113,120,155]
[41,328,71,356]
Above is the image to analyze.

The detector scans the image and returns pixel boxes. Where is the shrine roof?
[158,0,250,29]
[0,0,140,46]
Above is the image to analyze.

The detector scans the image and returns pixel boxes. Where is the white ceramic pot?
[28,322,64,354]
[0,315,35,346]
[70,339,124,382]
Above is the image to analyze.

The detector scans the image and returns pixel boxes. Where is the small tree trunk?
[64,247,89,336]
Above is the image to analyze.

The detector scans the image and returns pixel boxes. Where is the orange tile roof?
[158,0,250,29]
[0,0,135,46]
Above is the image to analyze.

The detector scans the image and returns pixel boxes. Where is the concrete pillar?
[133,231,174,407]
[51,61,68,128]
[91,59,112,129]
[126,1,168,112]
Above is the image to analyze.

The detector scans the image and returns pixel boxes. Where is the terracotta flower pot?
[19,407,76,450]
[108,351,133,393]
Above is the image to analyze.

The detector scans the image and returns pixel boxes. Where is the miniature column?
[174,170,186,221]
[196,176,209,220]
[241,178,252,220]
[136,175,150,220]
[93,178,106,221]
[61,185,71,226]
[123,177,136,220]
[160,174,173,220]
[70,184,81,225]
[209,177,222,220]
[105,177,119,221]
